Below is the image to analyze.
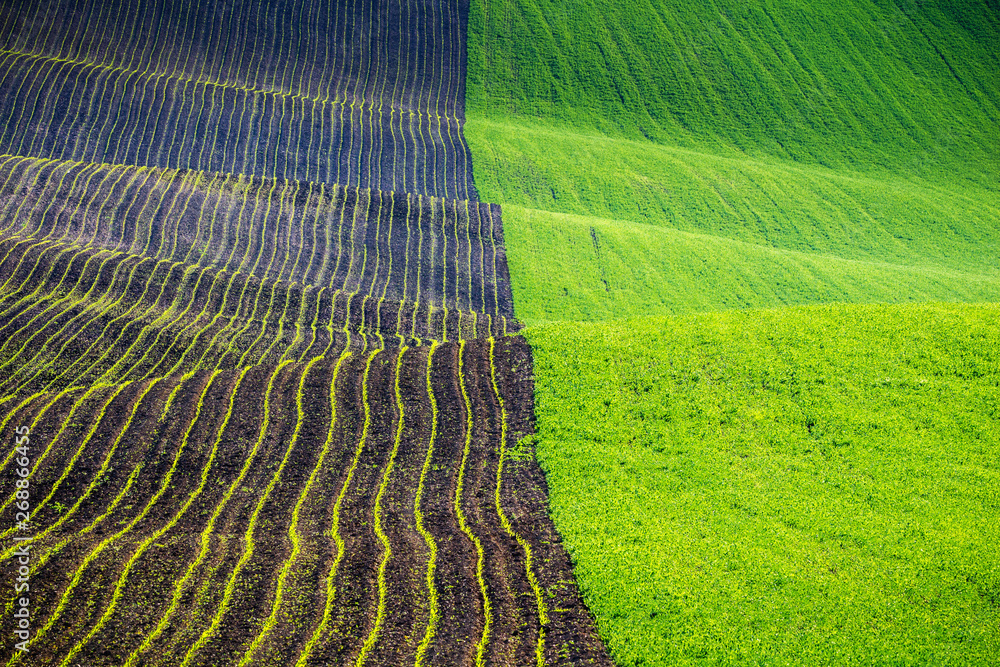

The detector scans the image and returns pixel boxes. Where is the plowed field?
[0,0,477,198]
[0,339,610,665]
[0,0,612,664]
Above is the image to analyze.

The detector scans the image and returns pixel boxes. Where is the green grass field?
[468,0,998,186]
[467,119,1000,271]
[504,204,1000,323]
[526,303,1000,666]
[466,111,1000,324]
[467,0,1000,323]
[467,0,1000,664]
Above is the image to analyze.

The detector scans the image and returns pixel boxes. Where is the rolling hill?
[466,0,1000,664]
[0,0,610,664]
[1,0,997,664]
[467,0,1000,320]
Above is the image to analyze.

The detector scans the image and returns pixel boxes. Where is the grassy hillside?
[467,120,1000,271]
[505,205,1000,323]
[526,303,1000,666]
[466,0,1000,321]
[467,3,1000,664]
[468,0,998,185]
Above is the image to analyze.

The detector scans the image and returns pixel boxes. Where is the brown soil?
[0,340,612,666]
[0,1,613,664]
[493,337,614,665]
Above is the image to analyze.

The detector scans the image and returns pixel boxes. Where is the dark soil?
[0,0,476,199]
[0,0,613,664]
[0,342,612,666]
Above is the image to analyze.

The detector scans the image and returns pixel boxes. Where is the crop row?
[0,61,474,198]
[0,157,510,317]
[0,0,469,115]
[0,0,475,198]
[0,338,608,665]
[0,234,516,402]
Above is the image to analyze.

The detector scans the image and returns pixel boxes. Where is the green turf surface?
[467,0,1000,322]
[467,119,1000,273]
[466,2,1000,664]
[505,204,1000,323]
[525,303,1000,666]
[468,0,998,186]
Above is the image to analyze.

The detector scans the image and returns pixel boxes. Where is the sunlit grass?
[526,303,1000,666]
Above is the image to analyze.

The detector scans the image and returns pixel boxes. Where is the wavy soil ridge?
[0,337,610,666]
[0,0,615,663]
[0,157,512,318]
[0,0,476,198]
[0,240,515,402]
[0,159,517,403]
